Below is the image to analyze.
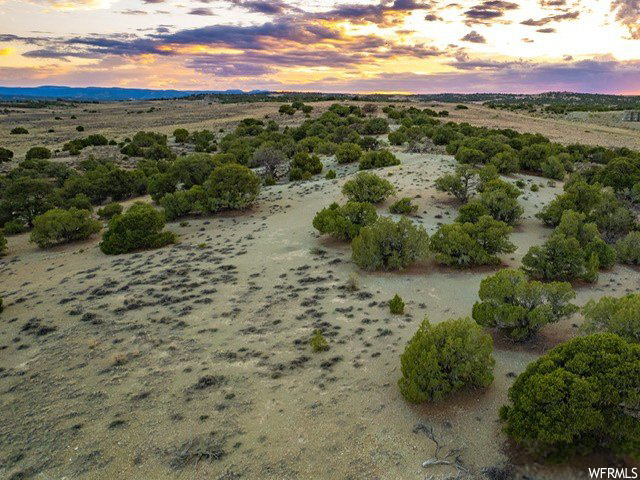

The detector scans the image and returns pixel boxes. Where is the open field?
[3,99,640,162]
[1,100,640,479]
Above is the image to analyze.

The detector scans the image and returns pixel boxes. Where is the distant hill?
[0,86,269,101]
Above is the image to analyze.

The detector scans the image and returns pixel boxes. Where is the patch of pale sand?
[1,152,639,480]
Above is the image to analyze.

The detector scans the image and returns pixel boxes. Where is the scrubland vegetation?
[1,98,640,479]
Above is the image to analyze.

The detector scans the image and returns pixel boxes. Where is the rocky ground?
[2,144,639,479]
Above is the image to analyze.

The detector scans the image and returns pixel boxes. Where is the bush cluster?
[30,208,101,248]
[500,334,640,462]
[399,317,494,403]
[160,163,261,220]
[312,202,377,241]
[351,216,429,270]
[100,202,176,254]
[430,215,515,267]
[472,269,578,341]
[523,210,615,282]
[342,172,395,203]
[582,293,640,343]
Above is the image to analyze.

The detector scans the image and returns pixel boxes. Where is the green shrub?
[473,269,578,341]
[325,169,336,180]
[335,143,363,164]
[541,156,566,180]
[455,147,485,165]
[309,330,329,352]
[0,177,56,227]
[351,217,429,270]
[523,210,615,282]
[76,125,84,132]
[490,151,519,174]
[100,202,176,254]
[160,164,260,220]
[25,147,52,161]
[500,334,640,462]
[531,184,539,192]
[289,152,322,180]
[342,172,395,203]
[399,317,494,403]
[478,180,523,225]
[0,147,14,162]
[2,220,27,235]
[434,164,478,202]
[313,202,377,241]
[30,208,101,248]
[430,216,515,267]
[388,130,408,145]
[389,197,418,215]
[582,294,640,343]
[615,231,640,265]
[10,127,28,135]
[0,230,6,255]
[202,163,261,211]
[97,202,123,220]
[173,128,189,143]
[389,294,405,314]
[359,149,400,170]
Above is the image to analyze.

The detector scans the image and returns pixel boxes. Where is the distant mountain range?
[0,86,269,101]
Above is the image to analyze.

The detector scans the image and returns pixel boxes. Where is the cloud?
[536,27,555,33]
[461,30,486,43]
[521,11,579,26]
[227,0,293,15]
[611,0,640,39]
[279,59,640,94]
[313,0,434,27]
[187,7,215,15]
[463,1,519,25]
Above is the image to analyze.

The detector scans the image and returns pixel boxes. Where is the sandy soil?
[2,140,639,479]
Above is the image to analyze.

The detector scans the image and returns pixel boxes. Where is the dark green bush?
[289,152,322,180]
[615,231,640,265]
[473,269,577,341]
[30,208,101,248]
[342,172,395,203]
[359,150,400,170]
[430,216,515,267]
[389,294,405,314]
[97,202,123,220]
[351,216,429,270]
[0,230,6,255]
[160,164,260,220]
[500,334,640,462]
[523,210,615,282]
[10,127,28,135]
[0,147,14,162]
[313,202,377,241]
[582,294,640,343]
[389,197,418,215]
[325,169,336,180]
[0,177,56,227]
[25,147,51,161]
[335,143,362,164]
[100,202,176,254]
[399,317,494,403]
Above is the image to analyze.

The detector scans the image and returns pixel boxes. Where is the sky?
[0,0,639,93]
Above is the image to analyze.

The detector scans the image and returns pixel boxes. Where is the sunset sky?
[0,0,639,93]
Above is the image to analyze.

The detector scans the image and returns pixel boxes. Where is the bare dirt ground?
[1,101,640,480]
